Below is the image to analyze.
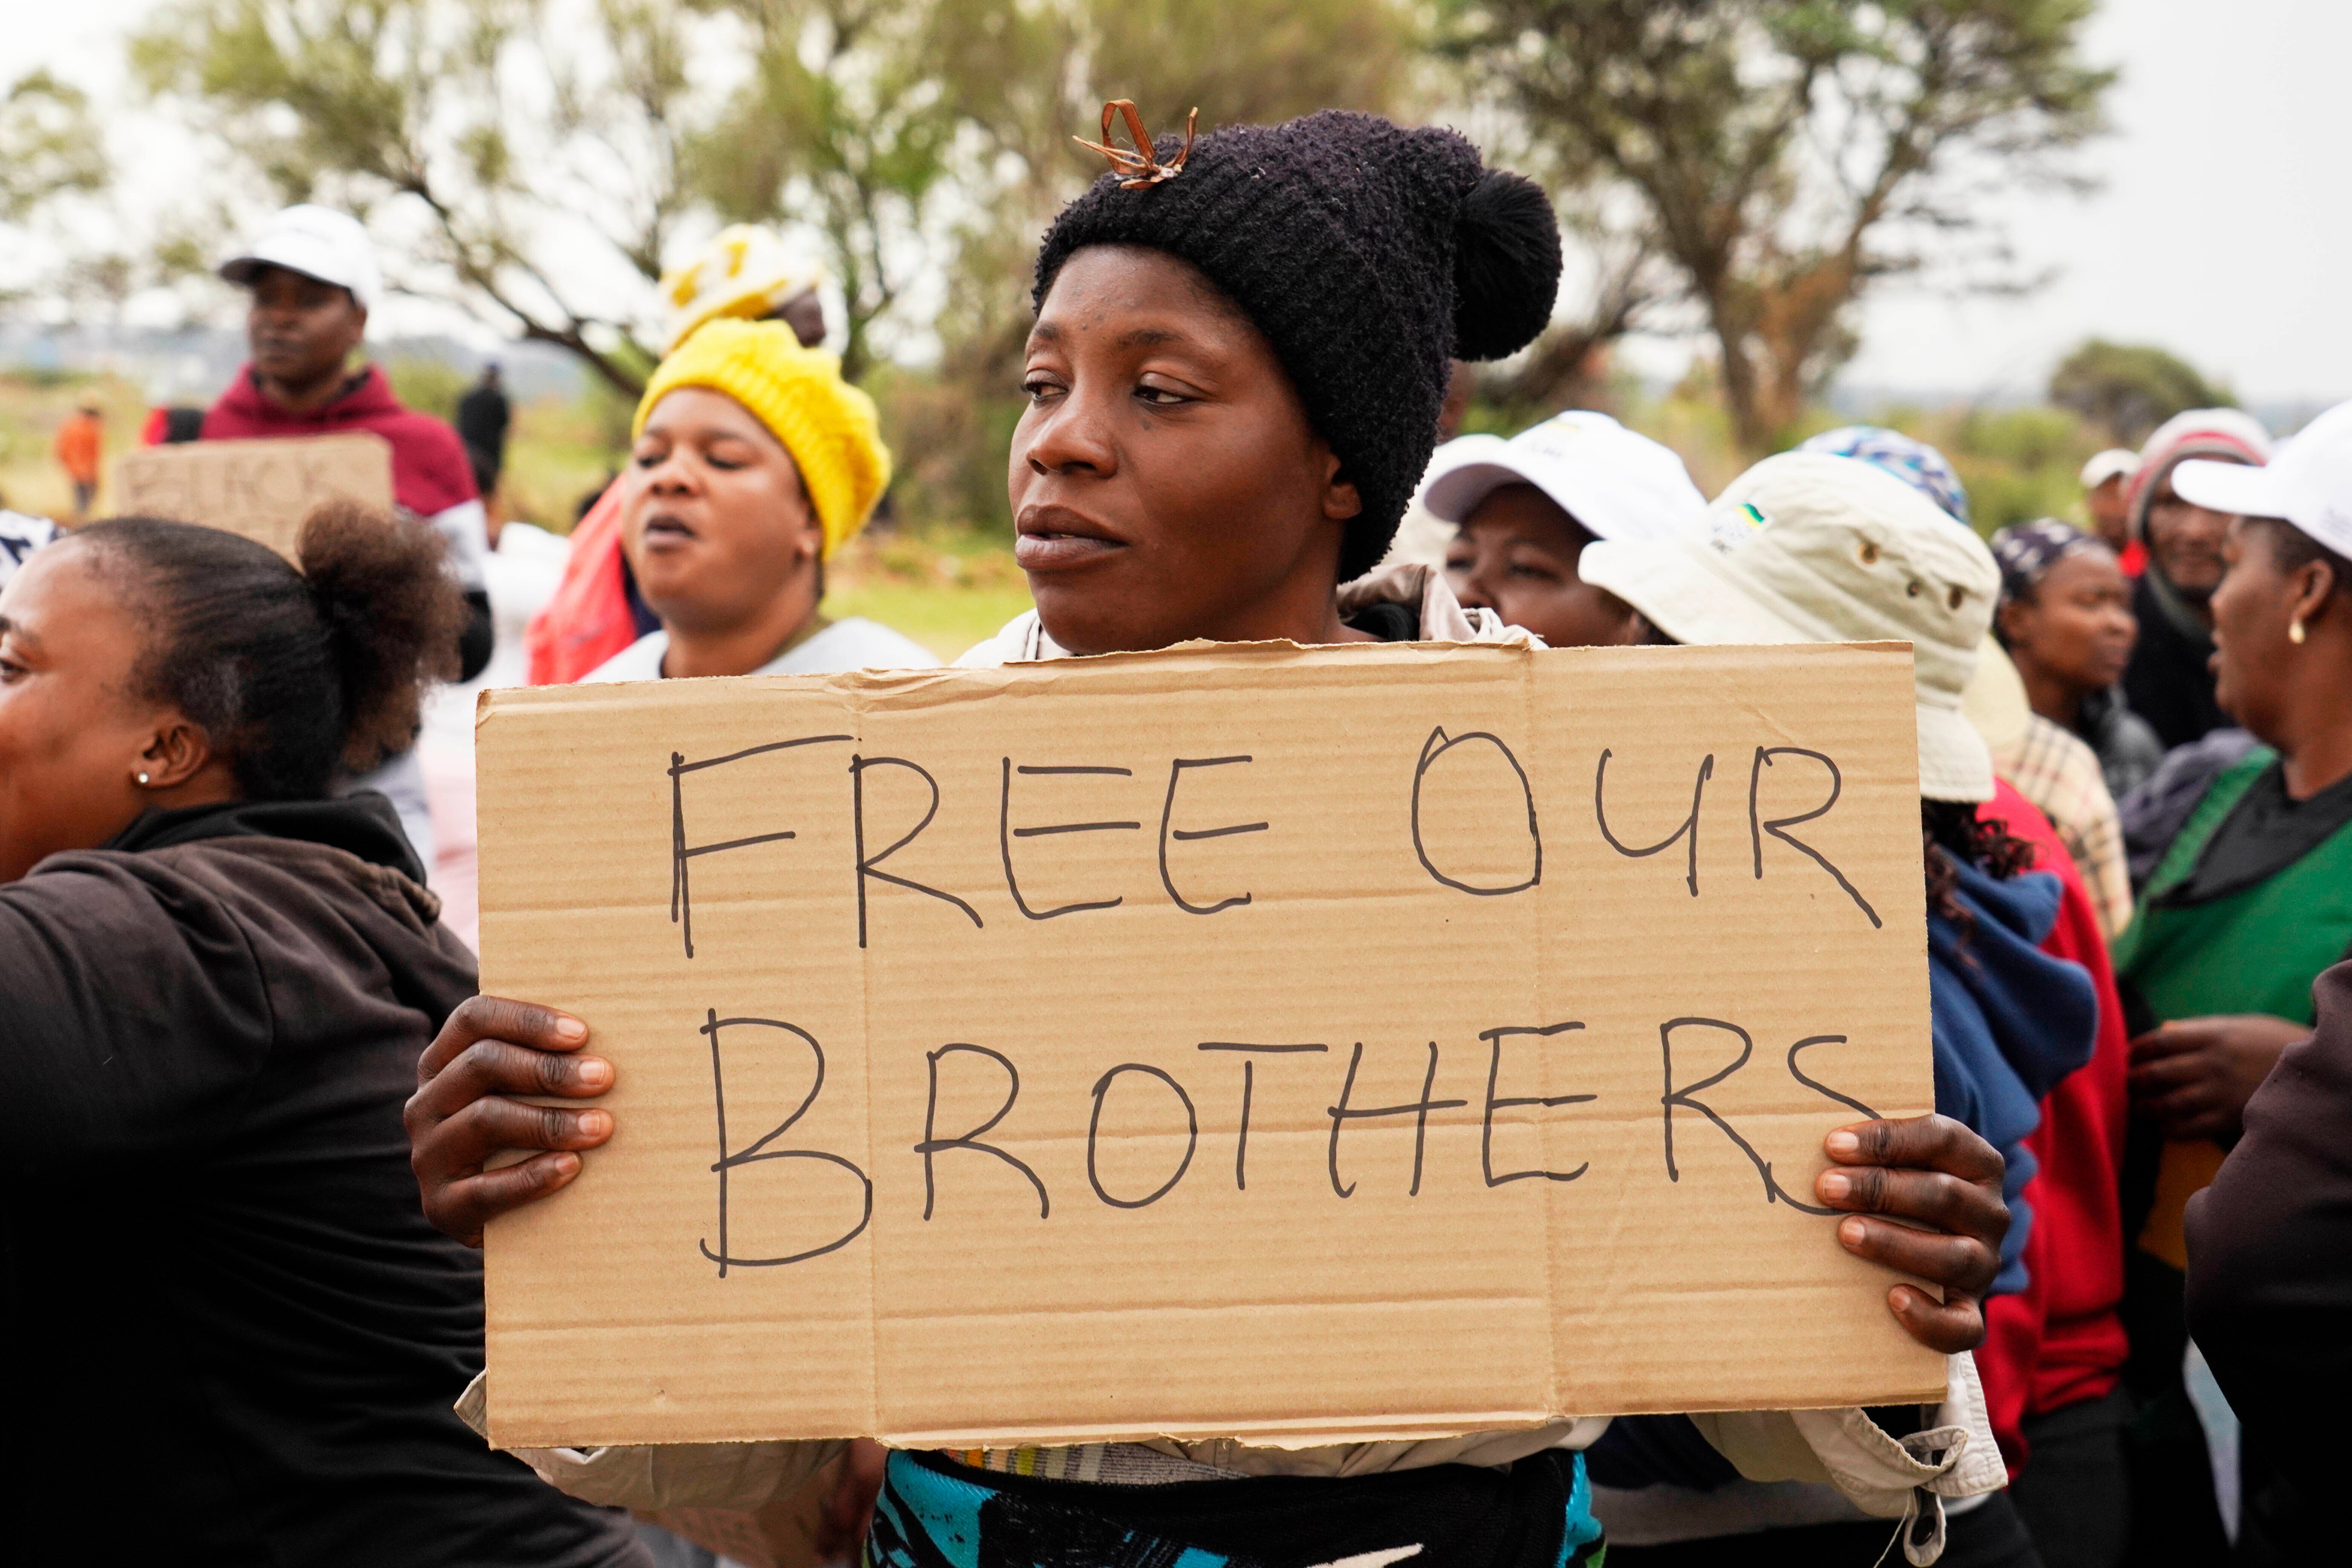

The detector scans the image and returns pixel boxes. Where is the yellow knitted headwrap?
[633,318,891,559]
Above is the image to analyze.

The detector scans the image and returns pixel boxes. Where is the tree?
[686,0,964,382]
[133,0,712,397]
[0,70,109,225]
[2049,338,2231,447]
[1447,0,2113,453]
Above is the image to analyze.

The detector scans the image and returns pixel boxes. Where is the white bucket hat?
[1419,410,1704,542]
[2172,398,2352,559]
[1580,450,2003,802]
[218,204,383,312]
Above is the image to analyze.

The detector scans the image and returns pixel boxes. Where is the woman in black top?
[0,508,645,1566]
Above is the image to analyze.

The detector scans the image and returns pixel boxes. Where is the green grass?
[821,574,1032,662]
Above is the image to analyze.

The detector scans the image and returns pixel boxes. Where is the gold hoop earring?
[2289,618,2307,646]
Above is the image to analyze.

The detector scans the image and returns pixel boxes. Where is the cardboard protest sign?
[112,432,394,558]
[475,639,1945,1452]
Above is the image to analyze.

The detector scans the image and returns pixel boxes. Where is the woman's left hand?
[1815,1114,2007,1354]
[2128,1013,2309,1142]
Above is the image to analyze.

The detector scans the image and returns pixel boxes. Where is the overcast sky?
[16,0,2348,406]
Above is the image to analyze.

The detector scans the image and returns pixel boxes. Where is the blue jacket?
[1927,860,2099,1296]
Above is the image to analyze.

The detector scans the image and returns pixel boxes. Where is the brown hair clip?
[1074,99,1199,190]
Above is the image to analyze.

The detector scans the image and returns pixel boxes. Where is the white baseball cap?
[2172,398,2352,559]
[2079,449,2138,489]
[1580,451,2003,802]
[218,204,383,312]
[1419,410,1704,542]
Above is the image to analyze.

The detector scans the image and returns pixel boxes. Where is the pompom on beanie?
[634,318,891,560]
[1034,109,1563,579]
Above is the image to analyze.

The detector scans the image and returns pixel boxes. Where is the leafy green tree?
[1,70,109,224]
[1446,0,2113,453]
[2048,337,2231,446]
[685,0,964,383]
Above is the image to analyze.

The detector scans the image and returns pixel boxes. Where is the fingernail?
[550,1152,580,1178]
[1839,1216,1868,1248]
[578,1110,612,1139]
[576,1058,612,1088]
[1824,1129,1860,1158]
[554,1015,589,1044]
[1819,1170,1851,1201]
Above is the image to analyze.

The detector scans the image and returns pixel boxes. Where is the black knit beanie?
[1034,108,1562,580]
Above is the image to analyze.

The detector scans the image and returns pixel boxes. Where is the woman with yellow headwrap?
[579,318,933,681]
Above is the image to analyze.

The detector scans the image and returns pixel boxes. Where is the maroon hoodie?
[203,362,479,518]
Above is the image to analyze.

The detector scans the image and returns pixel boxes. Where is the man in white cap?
[207,205,489,596]
[2119,409,2273,749]
[2079,448,2140,564]
[205,204,493,867]
[1415,410,1704,647]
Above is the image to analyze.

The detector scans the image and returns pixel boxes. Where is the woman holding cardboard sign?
[411,106,2012,1568]
[0,508,648,1565]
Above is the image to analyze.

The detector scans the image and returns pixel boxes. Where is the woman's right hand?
[406,995,617,1247]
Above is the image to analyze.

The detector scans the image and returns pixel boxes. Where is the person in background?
[456,360,512,501]
[2118,409,2271,751]
[2109,399,2352,1565]
[2183,956,2352,1568]
[1956,643,2135,1568]
[2079,450,2140,571]
[1801,433,2135,1563]
[528,229,832,685]
[583,318,932,682]
[1424,409,1703,647]
[1965,646,2134,942]
[1808,428,2135,939]
[0,506,646,1567]
[53,390,104,521]
[413,108,2017,1568]
[1991,520,2163,801]
[1969,783,2134,1568]
[1580,451,2096,1568]
[205,203,495,866]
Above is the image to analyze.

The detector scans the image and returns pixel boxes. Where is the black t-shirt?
[0,798,646,1567]
[2122,572,2230,751]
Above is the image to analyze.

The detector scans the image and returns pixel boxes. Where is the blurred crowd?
[3,103,2348,1568]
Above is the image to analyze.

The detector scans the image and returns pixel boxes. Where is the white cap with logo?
[1580,450,2003,802]
[217,204,383,312]
[2171,398,2352,559]
[1418,410,1705,542]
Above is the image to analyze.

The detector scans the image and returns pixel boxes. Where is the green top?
[2113,746,2352,1028]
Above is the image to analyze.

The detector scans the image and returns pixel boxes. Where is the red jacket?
[202,364,477,518]
[524,482,634,684]
[1976,779,2131,1476]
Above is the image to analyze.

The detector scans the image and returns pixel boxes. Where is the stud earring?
[136,772,152,786]
[2290,618,2307,646]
